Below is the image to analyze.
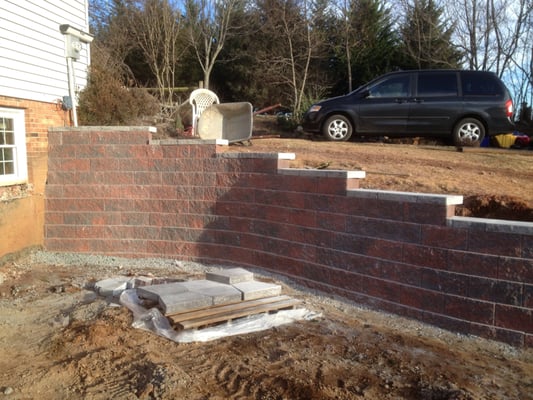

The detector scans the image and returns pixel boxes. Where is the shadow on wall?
[193,152,533,348]
[43,127,533,347]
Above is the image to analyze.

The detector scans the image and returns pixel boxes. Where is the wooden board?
[168,295,300,330]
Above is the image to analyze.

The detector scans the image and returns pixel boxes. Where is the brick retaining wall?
[45,127,533,347]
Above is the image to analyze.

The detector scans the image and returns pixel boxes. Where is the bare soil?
[0,252,532,400]
[0,119,532,399]
[223,115,533,222]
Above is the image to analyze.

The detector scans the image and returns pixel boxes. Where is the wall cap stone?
[448,216,533,235]
[48,126,155,132]
[279,168,365,179]
[151,138,226,145]
[347,189,463,205]
[219,152,296,160]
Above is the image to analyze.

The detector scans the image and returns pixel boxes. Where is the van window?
[462,71,503,96]
[368,75,409,98]
[417,72,458,96]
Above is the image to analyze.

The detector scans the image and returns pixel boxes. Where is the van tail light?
[505,99,513,118]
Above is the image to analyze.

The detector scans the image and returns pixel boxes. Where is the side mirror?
[360,89,370,98]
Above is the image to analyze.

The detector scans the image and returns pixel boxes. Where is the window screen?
[0,118,16,175]
[0,109,27,185]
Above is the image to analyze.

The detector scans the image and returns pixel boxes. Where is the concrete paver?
[131,268,285,316]
[232,281,282,300]
[206,268,254,284]
[182,280,243,304]
[137,282,189,302]
[159,291,213,315]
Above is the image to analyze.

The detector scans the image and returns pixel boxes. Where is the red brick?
[467,230,523,257]
[316,211,345,231]
[499,256,533,284]
[359,276,401,303]
[420,269,468,296]
[421,225,468,250]
[382,261,423,286]
[347,216,421,243]
[495,304,533,333]
[316,177,347,195]
[91,158,120,171]
[398,286,445,314]
[447,250,499,278]
[362,199,405,220]
[468,276,523,306]
[103,172,135,185]
[121,212,150,226]
[403,243,448,269]
[524,285,533,308]
[444,296,494,325]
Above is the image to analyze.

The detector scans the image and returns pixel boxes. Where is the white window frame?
[0,108,28,186]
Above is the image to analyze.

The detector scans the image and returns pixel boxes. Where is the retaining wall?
[44,127,533,347]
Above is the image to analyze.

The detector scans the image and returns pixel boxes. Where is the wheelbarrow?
[197,102,253,143]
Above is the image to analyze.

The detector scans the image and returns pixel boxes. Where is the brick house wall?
[44,127,533,347]
[0,96,69,257]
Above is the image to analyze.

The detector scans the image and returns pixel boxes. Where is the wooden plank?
[168,296,301,330]
[167,295,294,319]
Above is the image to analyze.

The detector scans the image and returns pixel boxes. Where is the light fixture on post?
[59,24,93,127]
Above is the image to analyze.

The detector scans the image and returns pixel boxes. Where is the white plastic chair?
[189,89,220,136]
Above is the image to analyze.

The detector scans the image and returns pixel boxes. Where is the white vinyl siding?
[0,0,90,104]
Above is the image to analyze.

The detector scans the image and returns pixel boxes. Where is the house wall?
[0,97,68,257]
[44,127,533,347]
[0,0,90,104]
[0,0,90,258]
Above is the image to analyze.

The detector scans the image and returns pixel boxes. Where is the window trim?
[0,108,28,186]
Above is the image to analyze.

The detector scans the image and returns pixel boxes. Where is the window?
[0,108,27,185]
[368,75,410,98]
[462,72,503,96]
[417,72,458,97]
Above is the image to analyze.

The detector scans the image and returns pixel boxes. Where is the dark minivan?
[302,70,514,146]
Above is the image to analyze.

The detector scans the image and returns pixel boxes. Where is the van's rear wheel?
[323,115,353,141]
[453,118,485,147]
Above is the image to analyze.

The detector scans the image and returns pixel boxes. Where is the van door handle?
[412,98,424,103]
[395,98,407,104]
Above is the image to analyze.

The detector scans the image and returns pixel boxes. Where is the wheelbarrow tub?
[198,102,253,143]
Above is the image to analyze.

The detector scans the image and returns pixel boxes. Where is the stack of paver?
[136,268,300,330]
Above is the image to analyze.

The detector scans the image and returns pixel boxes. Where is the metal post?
[66,57,78,127]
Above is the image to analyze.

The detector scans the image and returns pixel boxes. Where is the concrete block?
[232,281,282,300]
[181,279,242,305]
[137,282,188,302]
[133,276,154,287]
[206,268,254,284]
[94,277,130,297]
[159,291,213,315]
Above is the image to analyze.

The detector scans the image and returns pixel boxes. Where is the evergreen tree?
[400,0,463,69]
[328,0,401,96]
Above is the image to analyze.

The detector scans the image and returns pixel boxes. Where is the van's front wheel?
[323,115,353,141]
[453,118,485,147]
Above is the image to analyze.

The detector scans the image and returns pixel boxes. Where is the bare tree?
[256,0,327,117]
[444,0,532,108]
[185,0,242,89]
[450,0,530,75]
[129,0,186,106]
[399,0,462,69]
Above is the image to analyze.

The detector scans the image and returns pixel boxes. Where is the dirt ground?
[0,251,532,400]
[0,119,532,399]
[223,115,533,222]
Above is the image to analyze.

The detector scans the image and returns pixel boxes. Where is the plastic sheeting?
[119,289,321,343]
